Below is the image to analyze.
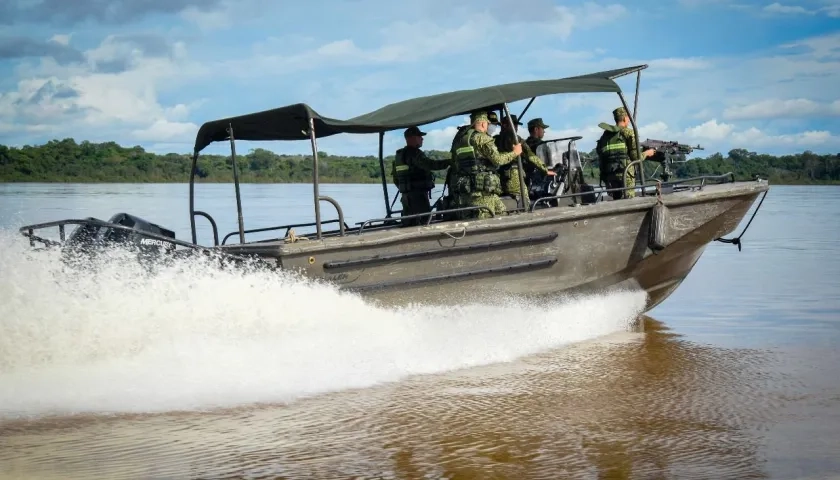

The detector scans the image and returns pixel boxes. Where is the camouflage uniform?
[450,111,519,219]
[493,115,548,204]
[596,107,639,200]
[392,126,451,226]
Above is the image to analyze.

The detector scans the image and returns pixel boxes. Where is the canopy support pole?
[377,131,392,218]
[227,124,246,243]
[517,97,536,122]
[189,152,198,244]
[308,117,322,239]
[502,103,528,211]
[633,70,641,123]
[617,92,645,196]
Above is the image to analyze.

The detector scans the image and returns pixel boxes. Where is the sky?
[1,0,838,159]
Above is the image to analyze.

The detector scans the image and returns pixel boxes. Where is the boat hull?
[221,181,768,312]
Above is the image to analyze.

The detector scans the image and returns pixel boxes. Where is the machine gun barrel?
[639,139,704,183]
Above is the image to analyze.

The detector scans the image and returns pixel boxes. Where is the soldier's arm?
[522,140,548,173]
[473,133,518,167]
[413,150,451,171]
[390,153,399,186]
[621,127,640,162]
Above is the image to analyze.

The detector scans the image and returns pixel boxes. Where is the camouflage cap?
[500,114,522,126]
[404,126,426,137]
[527,117,549,129]
[470,111,489,123]
[613,107,628,120]
[487,111,500,124]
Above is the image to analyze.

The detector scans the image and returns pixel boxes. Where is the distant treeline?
[1,138,839,185]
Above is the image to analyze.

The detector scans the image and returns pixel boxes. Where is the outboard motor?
[63,212,177,266]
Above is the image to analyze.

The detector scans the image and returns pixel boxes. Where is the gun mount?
[640,139,704,182]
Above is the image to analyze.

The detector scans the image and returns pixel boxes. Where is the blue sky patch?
[0,0,838,157]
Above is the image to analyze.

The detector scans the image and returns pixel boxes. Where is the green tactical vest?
[393,147,435,194]
[596,122,629,175]
[450,128,502,196]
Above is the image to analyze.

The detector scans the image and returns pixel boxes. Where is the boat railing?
[357,205,494,234]
[530,172,737,211]
[18,218,209,251]
[220,218,351,245]
[192,210,220,246]
[215,196,347,245]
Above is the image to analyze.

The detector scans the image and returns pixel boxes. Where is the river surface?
[0,183,838,479]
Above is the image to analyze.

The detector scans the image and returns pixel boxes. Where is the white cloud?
[761,0,840,16]
[822,2,840,17]
[639,119,840,151]
[764,2,815,14]
[0,35,206,145]
[130,119,198,142]
[222,2,627,77]
[49,34,72,46]
[1,2,837,158]
[724,99,840,120]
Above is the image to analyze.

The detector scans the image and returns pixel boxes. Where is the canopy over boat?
[192,64,647,153]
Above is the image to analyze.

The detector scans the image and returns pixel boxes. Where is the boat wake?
[0,230,647,420]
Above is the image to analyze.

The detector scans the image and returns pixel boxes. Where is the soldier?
[494,114,550,205]
[525,117,549,154]
[595,107,655,200]
[449,111,522,219]
[392,126,451,226]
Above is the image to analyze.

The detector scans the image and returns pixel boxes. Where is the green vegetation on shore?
[1,138,839,185]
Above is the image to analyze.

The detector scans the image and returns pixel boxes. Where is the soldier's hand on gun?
[546,171,556,176]
[512,143,523,155]
[643,148,656,158]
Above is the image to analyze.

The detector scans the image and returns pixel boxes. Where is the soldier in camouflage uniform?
[525,117,549,154]
[392,126,451,226]
[595,107,655,200]
[494,114,550,205]
[449,111,522,219]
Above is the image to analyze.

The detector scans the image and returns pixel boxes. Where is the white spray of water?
[0,230,647,419]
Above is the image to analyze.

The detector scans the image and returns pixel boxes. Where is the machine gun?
[640,139,704,182]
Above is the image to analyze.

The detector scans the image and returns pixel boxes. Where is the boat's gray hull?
[223,181,768,312]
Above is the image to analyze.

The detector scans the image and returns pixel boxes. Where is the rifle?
[640,139,704,182]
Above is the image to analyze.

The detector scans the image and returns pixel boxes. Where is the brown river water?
[1,184,839,479]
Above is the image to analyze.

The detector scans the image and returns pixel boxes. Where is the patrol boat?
[19,64,769,312]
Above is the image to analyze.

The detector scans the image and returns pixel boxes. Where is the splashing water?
[0,230,648,419]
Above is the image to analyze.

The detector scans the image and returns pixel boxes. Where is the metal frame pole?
[617,92,645,195]
[189,152,198,243]
[308,117,322,239]
[377,131,392,217]
[502,103,529,211]
[227,124,246,243]
[633,70,641,123]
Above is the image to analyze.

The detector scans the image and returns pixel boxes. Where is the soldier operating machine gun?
[640,139,704,182]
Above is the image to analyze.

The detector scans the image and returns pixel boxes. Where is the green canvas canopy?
[192,64,647,154]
